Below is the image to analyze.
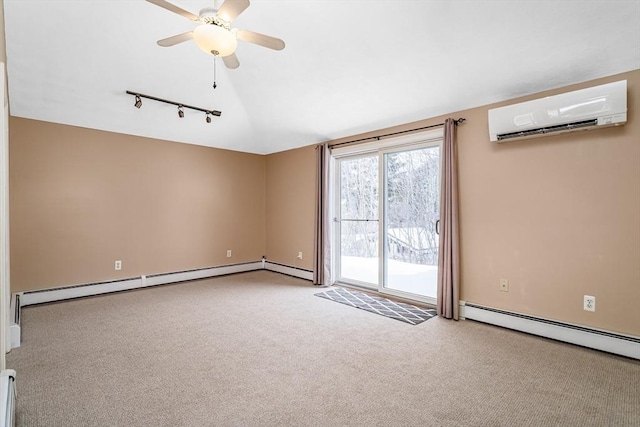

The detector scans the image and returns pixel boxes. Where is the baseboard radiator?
[0,370,16,427]
[461,302,640,360]
[11,260,313,347]
[263,261,313,281]
[18,261,267,307]
[9,295,20,350]
[10,267,637,360]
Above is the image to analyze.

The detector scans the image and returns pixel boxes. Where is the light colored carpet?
[7,271,640,426]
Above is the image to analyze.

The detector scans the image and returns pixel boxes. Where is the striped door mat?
[315,287,437,325]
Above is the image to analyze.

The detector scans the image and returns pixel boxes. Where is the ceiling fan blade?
[146,0,199,21]
[222,53,240,69]
[216,0,250,23]
[236,30,285,51]
[157,31,194,47]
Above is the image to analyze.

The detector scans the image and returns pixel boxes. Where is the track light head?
[206,112,211,123]
[178,105,184,118]
[134,95,142,109]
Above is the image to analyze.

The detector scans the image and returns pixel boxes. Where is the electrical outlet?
[226,250,232,258]
[115,260,122,271]
[584,295,596,312]
[297,251,303,260]
[499,279,509,292]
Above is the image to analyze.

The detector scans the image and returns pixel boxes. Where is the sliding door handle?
[435,219,440,235]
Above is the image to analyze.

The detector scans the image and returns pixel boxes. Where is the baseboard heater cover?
[461,302,640,360]
[264,261,313,281]
[9,295,20,349]
[19,261,264,306]
[13,261,311,341]
[0,370,16,427]
[144,261,263,287]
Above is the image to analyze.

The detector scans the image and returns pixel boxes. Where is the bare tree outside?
[339,146,440,298]
[385,147,440,265]
[340,155,379,258]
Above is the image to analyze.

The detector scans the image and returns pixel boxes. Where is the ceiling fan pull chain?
[213,56,218,90]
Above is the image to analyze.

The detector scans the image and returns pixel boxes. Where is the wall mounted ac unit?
[488,80,627,142]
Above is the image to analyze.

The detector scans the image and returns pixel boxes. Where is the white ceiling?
[4,0,640,155]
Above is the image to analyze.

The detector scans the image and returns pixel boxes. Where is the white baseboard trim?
[144,262,263,287]
[460,301,640,360]
[264,262,313,281]
[19,261,264,307]
[20,277,145,306]
[8,294,20,349]
[0,369,17,427]
[8,325,19,350]
[12,261,311,349]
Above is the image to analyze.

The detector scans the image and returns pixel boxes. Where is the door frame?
[332,128,444,304]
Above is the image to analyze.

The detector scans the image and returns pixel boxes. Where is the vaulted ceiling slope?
[3,1,640,154]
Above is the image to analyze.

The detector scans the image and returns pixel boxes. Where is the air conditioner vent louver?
[497,119,598,141]
[488,80,627,143]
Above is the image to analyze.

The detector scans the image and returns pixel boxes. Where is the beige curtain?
[313,143,332,286]
[437,119,460,319]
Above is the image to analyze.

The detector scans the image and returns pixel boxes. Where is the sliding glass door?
[335,137,442,303]
[382,145,440,300]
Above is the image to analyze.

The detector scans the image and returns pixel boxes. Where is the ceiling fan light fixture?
[193,24,237,57]
[206,112,212,123]
[178,105,184,118]
[134,95,142,109]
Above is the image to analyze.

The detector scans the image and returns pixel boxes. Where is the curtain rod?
[328,118,466,149]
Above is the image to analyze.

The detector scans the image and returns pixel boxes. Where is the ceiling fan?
[147,0,285,69]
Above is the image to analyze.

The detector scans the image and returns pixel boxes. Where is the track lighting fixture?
[126,90,222,120]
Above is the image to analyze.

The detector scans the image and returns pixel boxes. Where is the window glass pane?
[384,146,440,298]
[339,156,378,286]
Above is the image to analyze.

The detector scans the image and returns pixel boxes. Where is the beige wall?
[10,118,266,292]
[7,67,639,335]
[265,144,315,270]
[457,70,639,336]
[266,70,640,336]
